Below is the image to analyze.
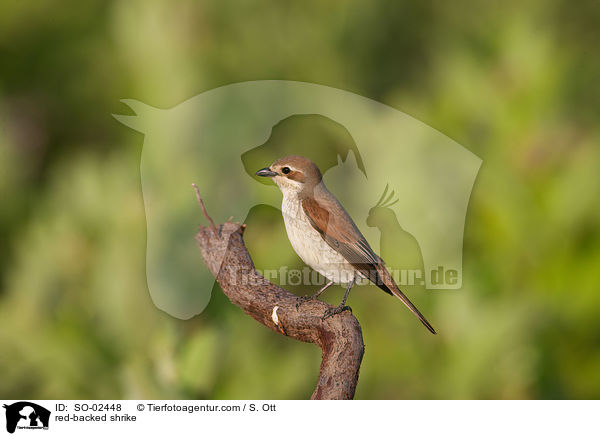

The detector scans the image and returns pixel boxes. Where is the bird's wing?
[301,195,384,284]
[301,192,437,335]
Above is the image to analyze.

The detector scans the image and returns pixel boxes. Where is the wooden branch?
[193,190,365,400]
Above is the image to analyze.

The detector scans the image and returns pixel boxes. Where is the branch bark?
[193,190,364,399]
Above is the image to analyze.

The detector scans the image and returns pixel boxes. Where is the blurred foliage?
[1,0,599,399]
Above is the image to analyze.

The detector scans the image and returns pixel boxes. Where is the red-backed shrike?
[257,155,436,334]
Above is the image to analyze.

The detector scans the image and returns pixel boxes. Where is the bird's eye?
[281,167,291,174]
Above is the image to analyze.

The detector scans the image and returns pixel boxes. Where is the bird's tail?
[374,263,437,334]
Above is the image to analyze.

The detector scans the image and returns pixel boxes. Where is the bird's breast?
[281,196,355,284]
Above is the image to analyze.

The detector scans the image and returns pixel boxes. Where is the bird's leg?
[322,279,354,320]
[296,280,334,308]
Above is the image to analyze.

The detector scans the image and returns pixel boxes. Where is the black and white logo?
[3,402,50,434]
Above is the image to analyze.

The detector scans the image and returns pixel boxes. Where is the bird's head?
[256,155,322,195]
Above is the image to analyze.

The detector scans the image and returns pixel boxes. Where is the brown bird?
[256,155,436,334]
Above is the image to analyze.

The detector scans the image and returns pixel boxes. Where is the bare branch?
[193,190,365,400]
[192,183,217,231]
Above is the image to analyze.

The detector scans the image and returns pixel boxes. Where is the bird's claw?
[321,304,352,320]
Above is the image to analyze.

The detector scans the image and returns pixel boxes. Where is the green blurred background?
[1,0,599,399]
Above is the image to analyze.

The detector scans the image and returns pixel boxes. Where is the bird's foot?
[295,295,317,309]
[321,304,352,320]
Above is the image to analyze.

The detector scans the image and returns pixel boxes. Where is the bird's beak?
[256,167,278,177]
